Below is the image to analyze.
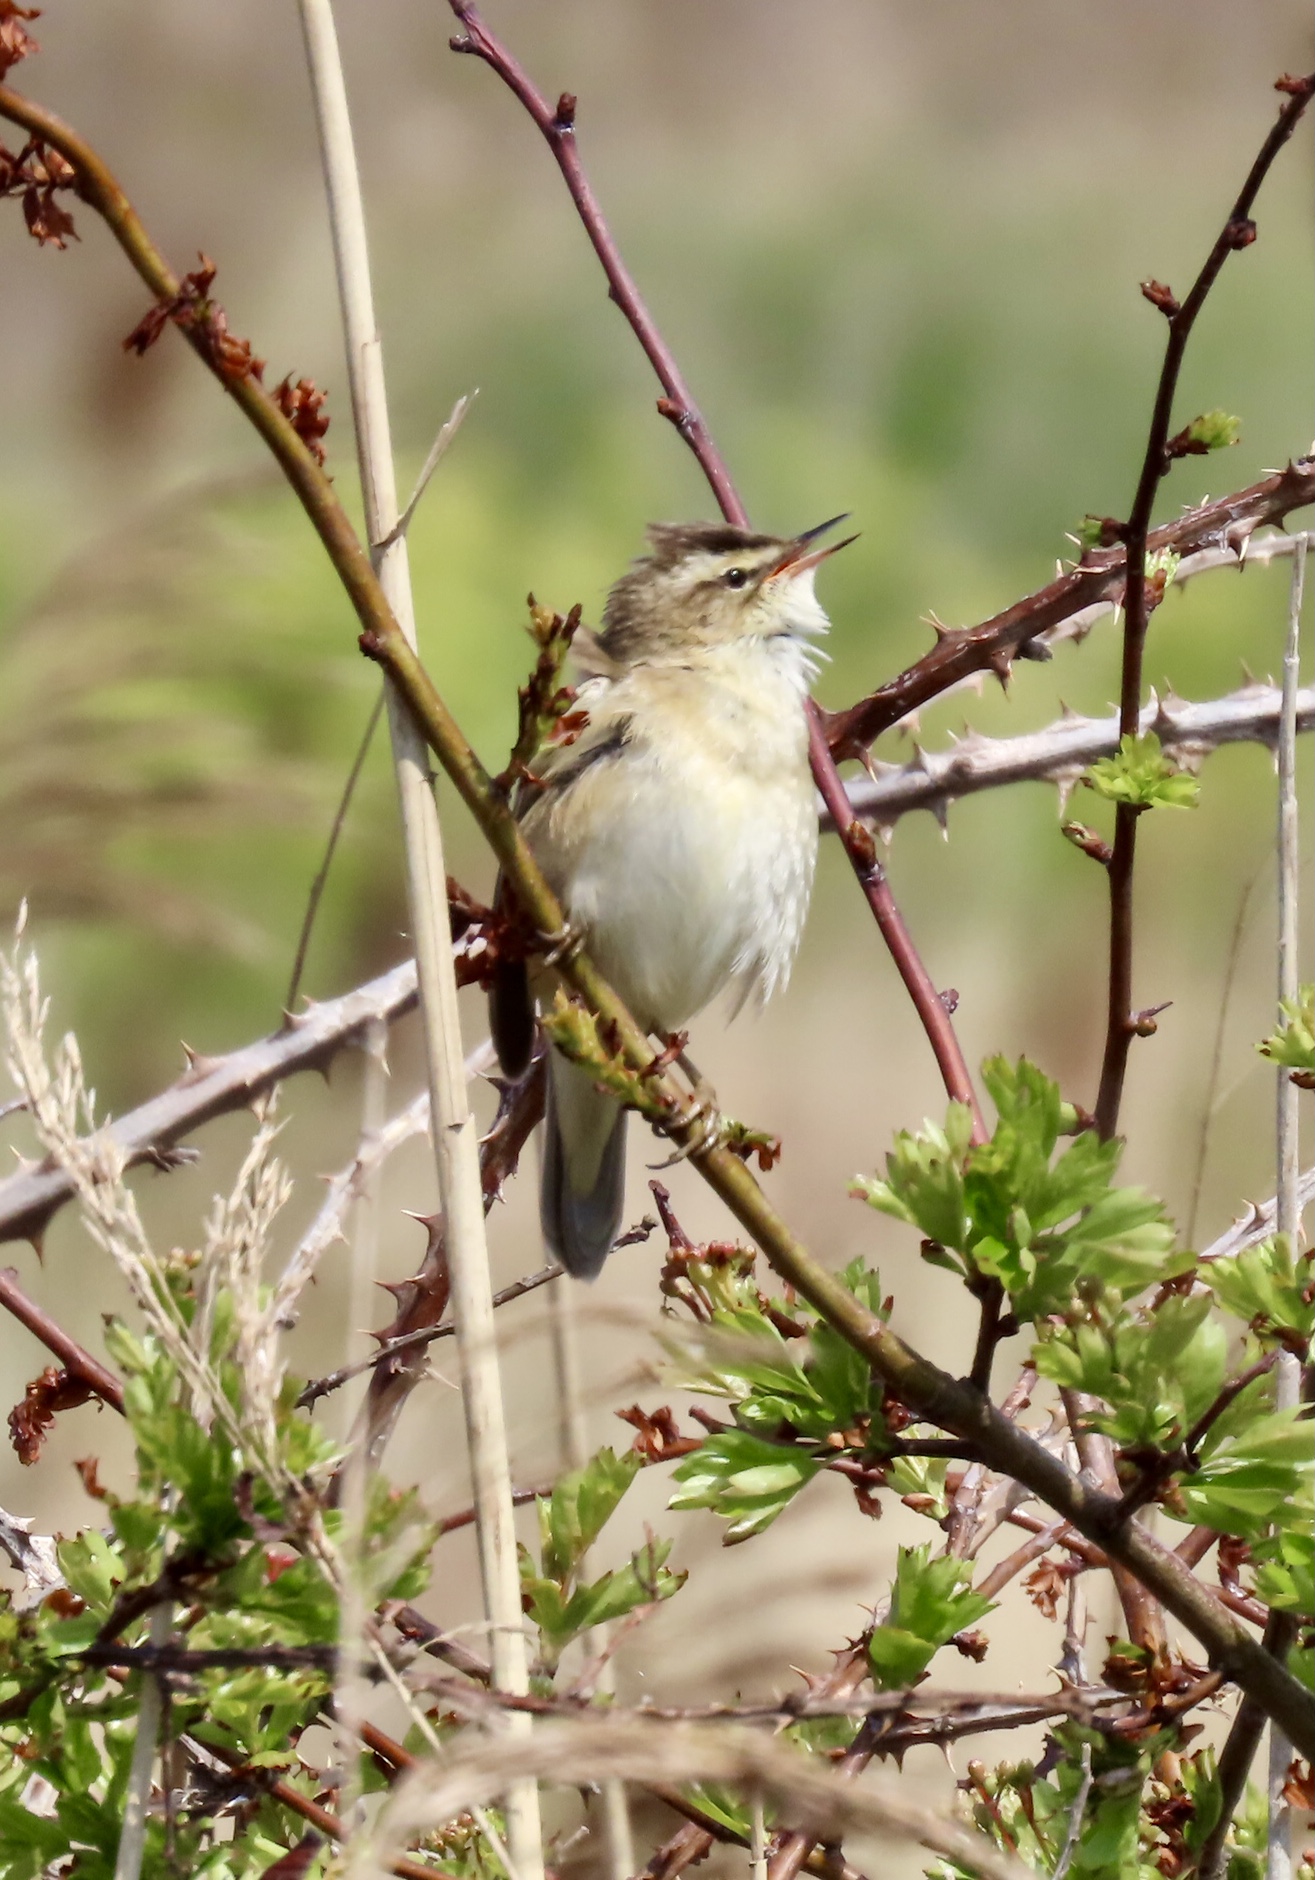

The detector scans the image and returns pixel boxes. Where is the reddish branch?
[446,0,986,1138]
[824,464,1314,756]
[1093,74,1315,1138]
[0,1267,124,1413]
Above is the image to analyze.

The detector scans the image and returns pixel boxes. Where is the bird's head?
[597,517,855,668]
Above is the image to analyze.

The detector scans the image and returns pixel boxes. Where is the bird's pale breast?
[526,642,817,1032]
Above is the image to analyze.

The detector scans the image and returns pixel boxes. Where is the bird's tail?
[541,1052,627,1279]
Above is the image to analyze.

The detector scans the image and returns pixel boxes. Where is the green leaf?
[852,1102,974,1257]
[1180,1407,1314,1540]
[1034,1295,1227,1449]
[131,1407,247,1552]
[856,1057,1181,1323]
[867,1545,993,1689]
[55,1530,123,1613]
[670,1429,821,1542]
[1257,987,1314,1075]
[1206,1235,1315,1346]
[538,1446,641,1585]
[1083,731,1200,811]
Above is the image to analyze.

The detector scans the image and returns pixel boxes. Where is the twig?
[839,684,1314,834]
[445,0,986,1138]
[374,392,474,552]
[1050,1742,1092,1880]
[1061,1575,1088,1687]
[269,1087,430,1336]
[437,1484,554,1537]
[1093,75,1315,1140]
[823,472,1314,756]
[4,76,1309,1756]
[1265,524,1307,1880]
[0,1266,125,1411]
[1196,1612,1300,1880]
[176,1725,454,1880]
[295,1261,563,1409]
[292,8,543,1874]
[286,686,385,1014]
[974,1522,1067,1603]
[447,8,742,518]
[1199,1168,1315,1262]
[112,1600,172,1880]
[1187,862,1266,1247]
[1062,1390,1166,1661]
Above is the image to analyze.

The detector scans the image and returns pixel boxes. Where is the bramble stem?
[1093,75,1315,1139]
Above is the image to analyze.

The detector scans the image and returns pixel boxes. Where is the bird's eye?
[724,567,748,589]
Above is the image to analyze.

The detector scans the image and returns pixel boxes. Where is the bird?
[491,516,855,1279]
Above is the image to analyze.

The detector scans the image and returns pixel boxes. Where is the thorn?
[178,1044,221,1082]
[402,1209,443,1231]
[920,609,958,641]
[1053,768,1083,814]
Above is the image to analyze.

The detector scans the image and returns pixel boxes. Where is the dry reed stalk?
[293,3,543,1871]
[546,1281,635,1880]
[1265,534,1306,1880]
[346,1713,1039,1880]
[333,1018,388,1838]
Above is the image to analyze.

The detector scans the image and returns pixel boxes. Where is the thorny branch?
[1093,74,1315,1140]
[445,0,986,1139]
[1,53,1311,1773]
[0,956,420,1248]
[843,681,1314,835]
[824,467,1314,755]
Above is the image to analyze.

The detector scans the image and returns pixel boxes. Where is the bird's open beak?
[770,513,859,578]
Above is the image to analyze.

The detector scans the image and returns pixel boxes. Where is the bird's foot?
[537,918,585,967]
[647,1076,723,1169]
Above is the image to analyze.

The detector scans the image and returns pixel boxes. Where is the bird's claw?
[539,919,585,968]
[647,1082,723,1169]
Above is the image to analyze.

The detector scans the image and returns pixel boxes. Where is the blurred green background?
[0,3,1310,1854]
